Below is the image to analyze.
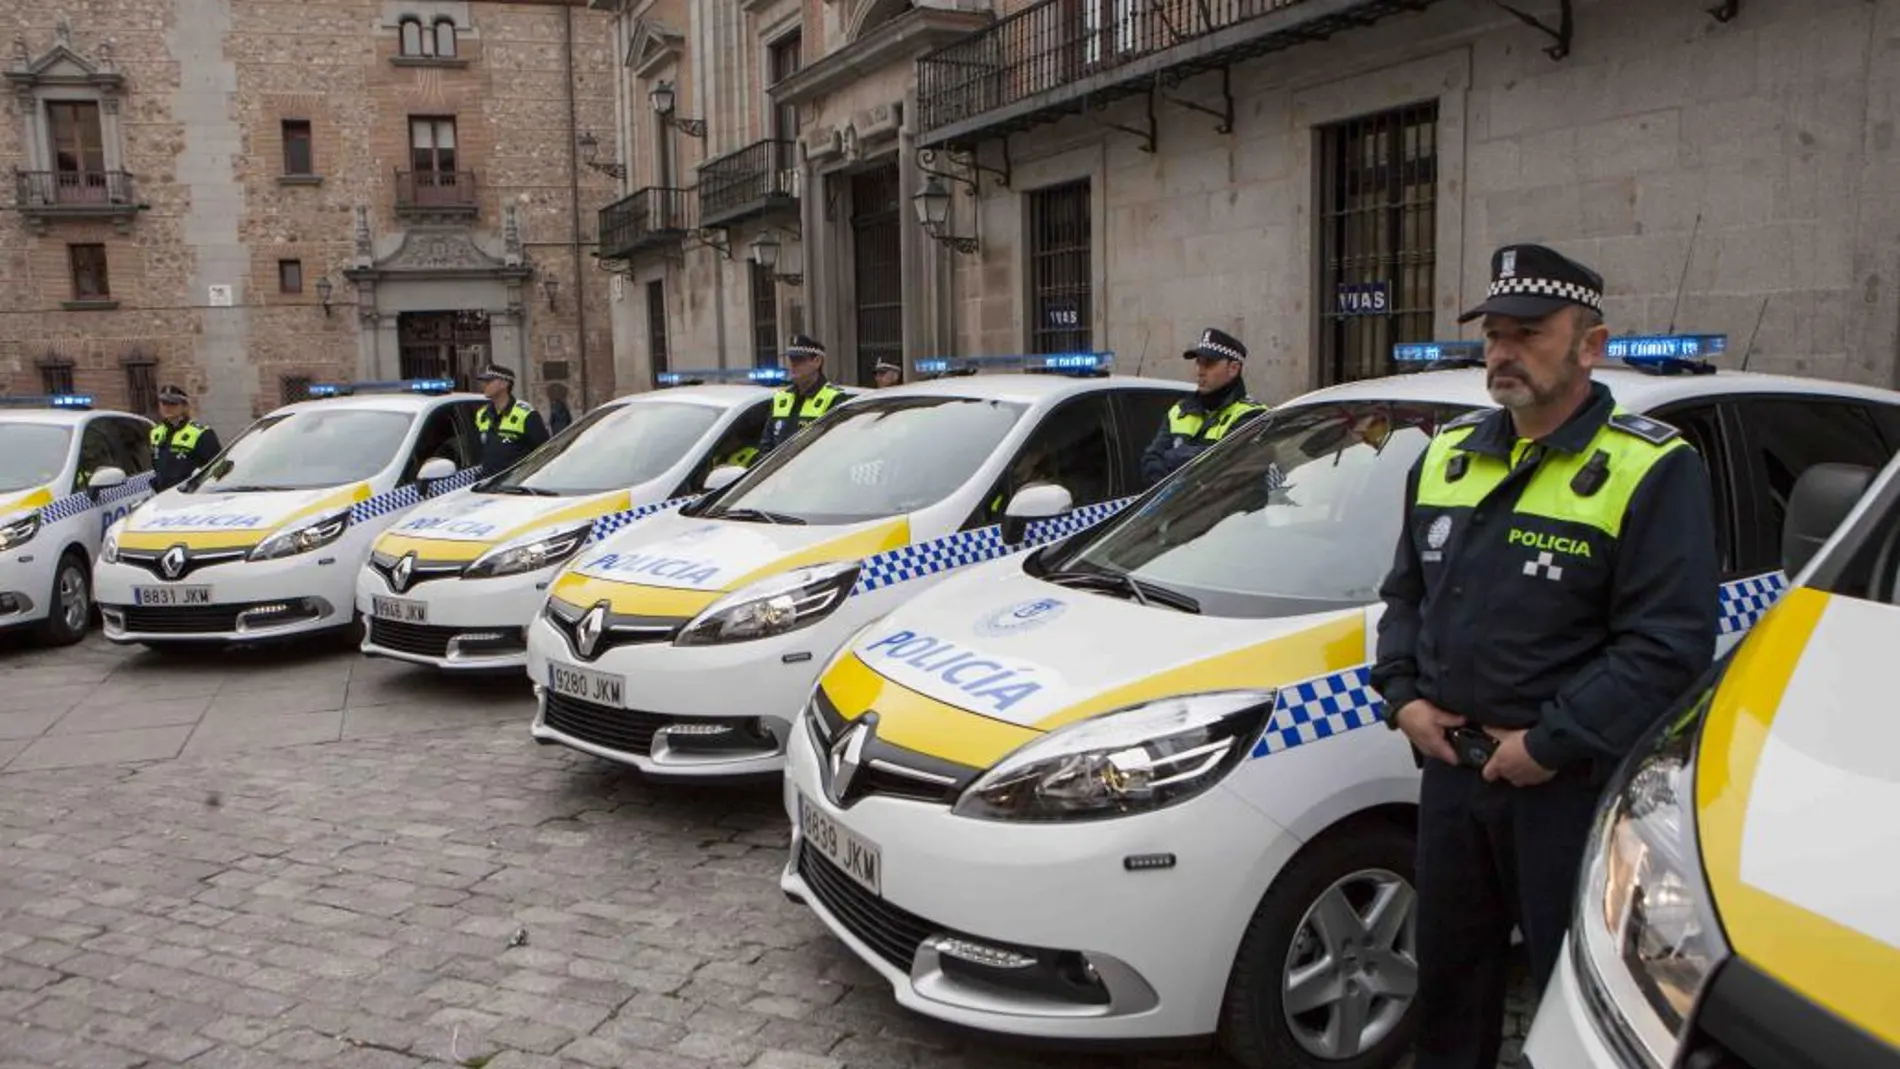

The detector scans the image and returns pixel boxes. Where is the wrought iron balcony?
[915,0,1445,149]
[395,170,479,217]
[697,140,798,229]
[13,169,142,231]
[598,187,694,260]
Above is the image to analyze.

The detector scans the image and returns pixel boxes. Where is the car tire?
[34,549,92,647]
[1218,821,1420,1069]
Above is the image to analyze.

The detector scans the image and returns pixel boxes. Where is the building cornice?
[770,7,993,107]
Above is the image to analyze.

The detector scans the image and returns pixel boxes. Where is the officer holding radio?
[1369,244,1718,1069]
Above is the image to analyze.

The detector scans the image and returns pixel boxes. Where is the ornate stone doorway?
[397,310,492,389]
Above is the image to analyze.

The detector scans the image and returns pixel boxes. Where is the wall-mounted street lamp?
[912,175,979,255]
[576,131,627,180]
[649,81,706,139]
[314,276,334,316]
[748,230,802,286]
[541,275,560,310]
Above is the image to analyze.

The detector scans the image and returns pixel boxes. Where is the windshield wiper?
[489,485,559,496]
[717,507,807,526]
[217,484,302,492]
[1041,568,1201,614]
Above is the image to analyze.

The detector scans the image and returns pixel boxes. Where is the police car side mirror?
[1002,483,1073,544]
[702,465,747,493]
[87,466,128,493]
[1782,462,1876,578]
[417,457,459,483]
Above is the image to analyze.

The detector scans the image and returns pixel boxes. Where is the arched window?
[433,19,457,58]
[399,17,425,56]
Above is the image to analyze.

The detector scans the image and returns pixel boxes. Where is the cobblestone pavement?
[0,633,1532,1068]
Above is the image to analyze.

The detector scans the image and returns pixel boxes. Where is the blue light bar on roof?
[0,394,94,409]
[656,367,788,387]
[1608,334,1727,370]
[1393,341,1485,365]
[914,352,1114,376]
[1029,351,1113,373]
[308,379,455,398]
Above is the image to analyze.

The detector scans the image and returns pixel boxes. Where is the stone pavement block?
[6,725,193,770]
[0,710,66,741]
[182,709,344,756]
[202,683,348,719]
[53,695,212,735]
[753,1050,848,1069]
[675,1030,765,1065]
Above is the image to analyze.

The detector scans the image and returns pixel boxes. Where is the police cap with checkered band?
[1183,327,1247,362]
[1458,243,1604,324]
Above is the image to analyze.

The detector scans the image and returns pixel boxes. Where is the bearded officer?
[758,334,844,456]
[1370,243,1718,1069]
[150,384,222,491]
[473,364,549,474]
[1139,327,1267,486]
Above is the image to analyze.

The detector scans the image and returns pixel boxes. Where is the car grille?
[542,693,667,757]
[119,604,246,634]
[368,618,454,657]
[797,842,935,971]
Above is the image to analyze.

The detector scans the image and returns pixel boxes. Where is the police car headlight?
[249,510,350,561]
[100,525,121,564]
[675,562,861,646]
[0,512,42,552]
[1574,687,1727,1069]
[952,690,1276,822]
[464,523,593,579]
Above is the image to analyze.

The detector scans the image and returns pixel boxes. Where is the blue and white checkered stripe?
[1718,571,1787,636]
[851,495,1138,596]
[345,466,486,525]
[586,495,698,544]
[29,471,158,525]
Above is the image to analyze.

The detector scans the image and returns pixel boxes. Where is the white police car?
[0,395,156,645]
[356,371,778,670]
[94,380,486,649]
[778,336,1900,1067]
[524,352,1192,779]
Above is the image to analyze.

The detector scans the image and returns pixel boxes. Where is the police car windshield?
[702,396,1026,524]
[1053,401,1476,617]
[0,424,73,493]
[187,409,416,492]
[485,401,720,495]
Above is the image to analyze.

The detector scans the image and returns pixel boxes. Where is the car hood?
[116,483,371,551]
[818,561,1370,770]
[1694,587,1900,1048]
[548,509,912,619]
[372,487,644,563]
[0,485,53,525]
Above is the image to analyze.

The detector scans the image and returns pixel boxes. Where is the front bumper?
[524,600,881,779]
[777,712,1288,1041]
[0,554,54,628]
[1524,937,1626,1069]
[355,560,543,670]
[95,551,357,643]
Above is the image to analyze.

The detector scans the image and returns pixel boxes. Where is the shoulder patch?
[1442,408,1493,433]
[1607,411,1680,446]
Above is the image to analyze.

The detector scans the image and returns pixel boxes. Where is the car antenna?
[1738,296,1769,372]
[1132,325,1152,378]
[1666,211,1702,334]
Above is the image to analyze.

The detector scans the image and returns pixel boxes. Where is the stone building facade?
[595,0,1900,400]
[2,0,618,436]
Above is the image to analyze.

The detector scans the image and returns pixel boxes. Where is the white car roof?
[611,384,775,408]
[0,407,136,428]
[264,390,486,418]
[1286,366,1900,413]
[847,372,1192,407]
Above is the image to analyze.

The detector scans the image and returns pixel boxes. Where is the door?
[974,393,1116,527]
[398,311,490,390]
[103,418,156,477]
[1111,388,1189,491]
[1727,396,1899,575]
[46,101,106,203]
[851,164,904,385]
[75,421,116,492]
[403,402,480,483]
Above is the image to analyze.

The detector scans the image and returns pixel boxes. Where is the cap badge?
[1500,250,1518,278]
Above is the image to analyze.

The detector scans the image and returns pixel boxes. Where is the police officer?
[545,382,574,435]
[758,334,844,456]
[1370,244,1718,1069]
[871,358,904,389]
[150,384,222,491]
[473,364,549,473]
[1138,327,1267,486]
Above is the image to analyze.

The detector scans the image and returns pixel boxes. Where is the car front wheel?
[35,550,92,646]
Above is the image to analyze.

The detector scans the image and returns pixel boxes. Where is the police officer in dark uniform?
[871,357,903,389]
[472,364,549,473]
[1138,327,1267,486]
[758,334,844,456]
[151,384,222,491]
[1370,244,1719,1069]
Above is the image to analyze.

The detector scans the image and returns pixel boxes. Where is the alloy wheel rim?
[1279,866,1419,1060]
[59,564,89,632]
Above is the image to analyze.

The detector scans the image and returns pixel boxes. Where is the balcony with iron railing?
[599,186,695,260]
[13,169,142,230]
[914,0,1446,149]
[395,170,479,218]
[696,140,798,230]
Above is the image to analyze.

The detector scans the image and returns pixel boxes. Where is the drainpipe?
[563,1,592,408]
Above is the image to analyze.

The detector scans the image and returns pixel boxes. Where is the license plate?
[799,791,882,896]
[371,595,428,624]
[133,585,212,606]
[547,661,625,706]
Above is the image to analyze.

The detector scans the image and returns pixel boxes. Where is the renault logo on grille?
[575,603,608,659]
[826,713,875,805]
[391,552,416,593]
[159,544,188,580]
